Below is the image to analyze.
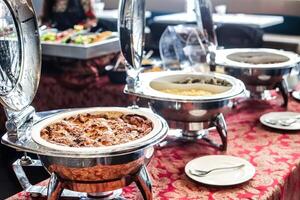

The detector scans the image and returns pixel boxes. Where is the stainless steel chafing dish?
[0,1,168,200]
[210,48,300,107]
[125,71,245,151]
[119,0,246,151]
[4,108,168,200]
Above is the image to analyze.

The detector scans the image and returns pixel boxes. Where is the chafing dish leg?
[47,173,65,200]
[134,165,152,200]
[204,113,228,151]
[276,80,289,107]
[214,113,228,151]
[12,155,47,198]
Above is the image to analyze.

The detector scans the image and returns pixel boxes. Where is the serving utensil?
[264,119,297,127]
[279,119,298,126]
[144,50,154,60]
[264,114,300,126]
[260,112,300,131]
[189,164,245,177]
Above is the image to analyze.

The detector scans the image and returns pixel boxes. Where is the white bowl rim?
[31,107,164,153]
[214,48,300,69]
[135,71,246,102]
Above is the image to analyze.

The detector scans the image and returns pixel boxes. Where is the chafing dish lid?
[213,48,300,69]
[119,0,145,70]
[0,0,41,111]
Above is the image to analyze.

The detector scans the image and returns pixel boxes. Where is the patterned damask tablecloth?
[7,97,300,200]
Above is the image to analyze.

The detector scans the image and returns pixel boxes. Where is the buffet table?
[98,10,284,29]
[152,13,284,28]
[7,97,300,200]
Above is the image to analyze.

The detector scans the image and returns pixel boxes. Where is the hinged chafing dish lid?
[119,0,145,70]
[0,0,41,111]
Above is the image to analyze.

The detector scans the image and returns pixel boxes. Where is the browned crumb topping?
[40,112,153,147]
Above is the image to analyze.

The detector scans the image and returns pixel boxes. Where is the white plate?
[185,155,255,186]
[292,91,300,101]
[260,112,300,131]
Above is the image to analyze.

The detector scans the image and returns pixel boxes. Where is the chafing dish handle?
[5,106,35,135]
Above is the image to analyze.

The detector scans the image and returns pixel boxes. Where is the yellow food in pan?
[159,88,214,96]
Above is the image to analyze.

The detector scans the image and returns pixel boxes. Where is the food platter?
[40,27,120,59]
[41,37,120,59]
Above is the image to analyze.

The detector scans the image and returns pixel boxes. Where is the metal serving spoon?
[189,164,245,177]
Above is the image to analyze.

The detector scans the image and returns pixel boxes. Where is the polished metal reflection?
[0,0,21,95]
[39,148,153,194]
[0,0,41,111]
[118,0,145,70]
[44,165,152,200]
[222,65,292,87]
[149,98,233,122]
[194,0,217,46]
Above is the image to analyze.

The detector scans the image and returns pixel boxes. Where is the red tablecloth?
[7,97,300,200]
